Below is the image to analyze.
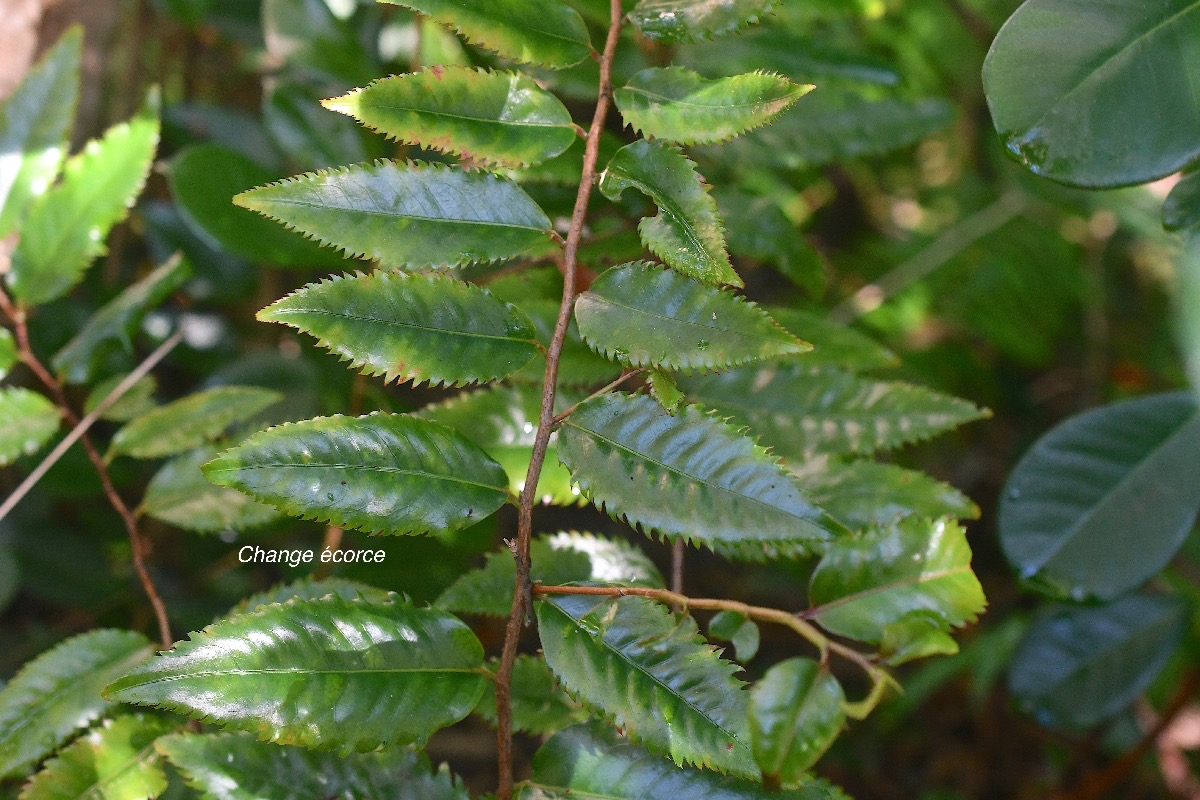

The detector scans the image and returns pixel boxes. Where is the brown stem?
[313,526,343,580]
[550,368,643,427]
[495,4,624,798]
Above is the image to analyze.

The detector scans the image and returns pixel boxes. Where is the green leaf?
[715,190,825,297]
[158,731,468,800]
[436,531,663,616]
[708,611,760,662]
[765,307,898,371]
[201,413,510,536]
[982,0,1200,187]
[475,655,588,735]
[1007,594,1188,730]
[878,613,959,667]
[615,67,811,145]
[262,81,369,170]
[1000,392,1200,601]
[109,387,283,461]
[0,28,80,238]
[680,364,988,459]
[599,140,740,287]
[379,0,592,68]
[1165,170,1200,232]
[52,255,191,385]
[104,595,488,751]
[808,516,986,644]
[8,91,159,307]
[168,144,347,268]
[0,629,153,779]
[557,393,847,559]
[141,446,282,533]
[235,161,553,269]
[83,375,158,422]
[0,329,15,380]
[0,388,60,467]
[259,271,540,387]
[647,369,684,414]
[511,299,623,387]
[262,0,377,87]
[748,658,845,783]
[630,0,777,43]
[325,68,578,168]
[518,724,844,800]
[231,576,392,616]
[537,593,756,777]
[19,715,174,800]
[574,261,808,372]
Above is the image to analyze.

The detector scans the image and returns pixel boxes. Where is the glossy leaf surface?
[599,140,740,287]
[615,67,810,145]
[105,596,487,751]
[0,630,152,779]
[795,459,979,530]
[475,655,588,735]
[109,386,282,461]
[999,392,1200,600]
[537,593,756,777]
[1007,593,1187,730]
[983,0,1200,187]
[230,577,392,616]
[749,658,845,783]
[235,161,553,268]
[202,413,510,535]
[574,261,808,372]
[326,68,577,168]
[0,388,59,467]
[630,0,776,43]
[141,446,282,533]
[259,271,540,387]
[557,393,848,558]
[20,715,173,800]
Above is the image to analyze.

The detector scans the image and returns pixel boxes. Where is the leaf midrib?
[620,83,800,114]
[116,665,483,692]
[256,197,549,232]
[360,101,571,132]
[811,565,972,619]
[268,306,540,347]
[209,460,508,494]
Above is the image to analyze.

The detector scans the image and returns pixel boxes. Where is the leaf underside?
[141,446,283,533]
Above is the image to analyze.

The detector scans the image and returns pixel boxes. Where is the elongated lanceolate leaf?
[999,392,1200,600]
[599,140,740,287]
[0,28,80,237]
[575,262,808,372]
[749,659,845,783]
[52,255,191,385]
[105,596,488,751]
[809,517,986,645]
[537,593,756,777]
[0,388,60,467]
[259,271,540,387]
[325,68,578,168]
[765,307,898,371]
[437,531,663,616]
[380,0,592,68]
[20,715,174,800]
[109,387,283,461]
[1165,170,1200,232]
[558,393,847,558]
[235,161,553,268]
[202,413,510,535]
[158,732,468,800]
[1007,594,1187,730]
[475,655,588,735]
[518,725,845,800]
[615,68,811,145]
[0,630,153,779]
[681,364,987,459]
[630,0,777,43]
[8,91,159,307]
[983,0,1200,187]
[141,446,282,533]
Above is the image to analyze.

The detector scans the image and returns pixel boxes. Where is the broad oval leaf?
[259,271,540,387]
[0,629,153,779]
[235,161,553,269]
[599,140,740,287]
[999,392,1200,600]
[808,516,986,644]
[630,0,776,43]
[615,67,811,145]
[104,595,488,751]
[1165,170,1200,232]
[109,386,283,461]
[557,393,848,559]
[1007,593,1188,730]
[20,715,173,800]
[0,388,60,467]
[0,28,80,238]
[8,91,159,307]
[518,724,845,800]
[983,0,1200,187]
[537,592,757,777]
[575,261,808,372]
[379,0,592,68]
[141,446,282,533]
[325,68,577,168]
[749,658,845,783]
[475,655,588,735]
[157,731,468,800]
[201,413,510,535]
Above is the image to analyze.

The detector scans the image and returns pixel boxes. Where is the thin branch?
[496,3,624,798]
[551,368,644,427]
